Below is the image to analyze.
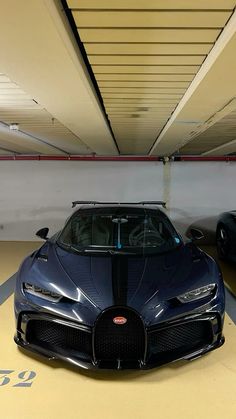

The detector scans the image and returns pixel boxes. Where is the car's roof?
[79,204,163,209]
[74,204,165,215]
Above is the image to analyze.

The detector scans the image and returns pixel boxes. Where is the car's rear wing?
[72,200,166,208]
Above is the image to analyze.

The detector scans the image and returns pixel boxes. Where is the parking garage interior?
[1,1,236,418]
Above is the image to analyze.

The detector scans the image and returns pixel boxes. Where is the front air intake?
[94,307,145,364]
[147,320,213,364]
[26,319,92,361]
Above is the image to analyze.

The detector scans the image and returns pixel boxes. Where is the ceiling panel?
[102,91,183,97]
[104,98,179,102]
[203,139,236,156]
[111,115,167,120]
[108,115,172,119]
[0,149,14,155]
[101,87,186,93]
[0,123,65,155]
[98,81,191,88]
[89,56,205,65]
[74,11,231,28]
[111,114,169,118]
[180,109,236,155]
[93,65,200,75]
[96,75,194,82]
[67,1,234,153]
[105,101,176,105]
[0,75,12,83]
[0,2,118,156]
[79,28,221,43]
[0,74,91,155]
[104,101,179,109]
[68,0,235,9]
[85,44,213,56]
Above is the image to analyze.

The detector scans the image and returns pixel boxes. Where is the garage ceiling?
[67,0,236,155]
[0,0,236,157]
[0,1,118,157]
[180,108,236,156]
[0,74,91,155]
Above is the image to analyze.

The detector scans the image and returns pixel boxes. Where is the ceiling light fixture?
[9,123,19,131]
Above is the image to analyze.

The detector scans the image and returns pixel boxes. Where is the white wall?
[0,161,163,240]
[0,160,235,241]
[169,162,236,240]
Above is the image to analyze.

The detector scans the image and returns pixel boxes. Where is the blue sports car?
[14,201,225,370]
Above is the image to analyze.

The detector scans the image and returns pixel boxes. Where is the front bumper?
[15,310,225,370]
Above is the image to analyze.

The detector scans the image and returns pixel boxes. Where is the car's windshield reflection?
[57,208,181,255]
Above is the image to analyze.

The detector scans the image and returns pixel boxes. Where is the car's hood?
[20,241,216,326]
[54,243,210,311]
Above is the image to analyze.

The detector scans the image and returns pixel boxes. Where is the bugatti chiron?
[14,201,225,370]
[216,211,236,262]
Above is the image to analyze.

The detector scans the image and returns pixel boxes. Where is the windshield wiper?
[84,249,134,255]
[58,242,86,254]
[58,242,134,255]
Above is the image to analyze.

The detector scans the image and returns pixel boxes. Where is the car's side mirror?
[36,227,49,240]
[189,228,204,241]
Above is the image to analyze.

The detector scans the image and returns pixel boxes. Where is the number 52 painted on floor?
[0,370,36,387]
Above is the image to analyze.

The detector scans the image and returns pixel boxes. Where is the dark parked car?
[216,211,236,262]
[14,201,225,370]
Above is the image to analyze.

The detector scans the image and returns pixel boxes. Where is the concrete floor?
[1,242,236,419]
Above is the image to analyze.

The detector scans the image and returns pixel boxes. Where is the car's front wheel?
[216,225,230,260]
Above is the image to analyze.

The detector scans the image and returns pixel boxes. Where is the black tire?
[216,225,230,260]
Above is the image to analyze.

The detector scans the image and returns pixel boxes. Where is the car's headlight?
[23,283,62,302]
[177,284,216,303]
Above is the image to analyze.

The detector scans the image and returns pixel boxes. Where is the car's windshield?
[57,207,181,255]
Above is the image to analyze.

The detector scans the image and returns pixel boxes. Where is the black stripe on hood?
[112,256,129,305]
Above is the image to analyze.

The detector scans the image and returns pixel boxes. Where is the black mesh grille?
[24,316,214,368]
[94,308,145,361]
[26,319,92,361]
[148,320,213,362]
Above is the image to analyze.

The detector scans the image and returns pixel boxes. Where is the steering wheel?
[129,228,165,246]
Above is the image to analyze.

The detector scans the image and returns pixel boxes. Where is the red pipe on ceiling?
[0,155,160,161]
[0,155,235,161]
